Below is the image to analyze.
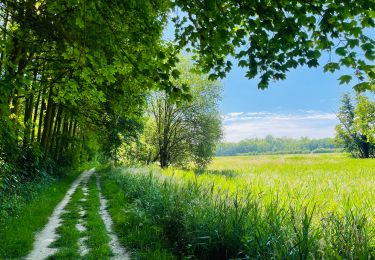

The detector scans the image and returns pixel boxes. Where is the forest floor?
[25,169,129,260]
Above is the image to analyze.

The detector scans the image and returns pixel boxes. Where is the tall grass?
[100,154,375,259]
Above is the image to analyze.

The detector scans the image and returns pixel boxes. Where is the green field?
[209,154,375,213]
[100,153,375,259]
[162,153,375,218]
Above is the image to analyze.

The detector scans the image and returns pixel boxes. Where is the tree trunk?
[72,120,78,138]
[37,89,46,143]
[31,89,41,142]
[50,104,63,155]
[361,136,370,158]
[23,93,34,147]
[58,111,70,160]
[23,69,38,147]
[41,87,55,151]
[0,9,9,76]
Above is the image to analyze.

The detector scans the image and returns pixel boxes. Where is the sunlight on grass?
[163,154,375,214]
[100,153,375,258]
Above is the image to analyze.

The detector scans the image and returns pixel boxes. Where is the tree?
[335,93,375,158]
[144,59,222,168]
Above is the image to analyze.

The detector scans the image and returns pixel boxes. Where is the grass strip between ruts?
[48,184,84,259]
[82,174,112,259]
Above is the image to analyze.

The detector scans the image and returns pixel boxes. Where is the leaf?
[286,59,299,68]
[307,59,319,68]
[171,69,181,79]
[324,62,340,73]
[340,56,354,67]
[365,50,374,60]
[182,84,189,92]
[157,51,166,59]
[361,43,373,52]
[75,17,84,29]
[338,75,352,85]
[238,60,247,68]
[347,39,359,48]
[208,74,218,81]
[354,82,371,92]
[335,47,347,56]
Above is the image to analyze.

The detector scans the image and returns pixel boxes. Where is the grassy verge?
[0,163,96,259]
[99,166,375,259]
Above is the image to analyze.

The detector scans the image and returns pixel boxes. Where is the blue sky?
[220,60,355,142]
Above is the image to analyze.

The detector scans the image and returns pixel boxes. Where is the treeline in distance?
[216,136,339,156]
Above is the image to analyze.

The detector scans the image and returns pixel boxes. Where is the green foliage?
[335,93,375,158]
[217,136,338,156]
[355,95,375,144]
[0,0,175,183]
[173,0,375,90]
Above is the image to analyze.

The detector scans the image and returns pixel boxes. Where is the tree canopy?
[0,0,176,181]
[173,0,374,90]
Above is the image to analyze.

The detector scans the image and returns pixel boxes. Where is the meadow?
[207,154,375,213]
[99,153,375,259]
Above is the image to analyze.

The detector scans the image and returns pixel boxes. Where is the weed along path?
[26,169,129,260]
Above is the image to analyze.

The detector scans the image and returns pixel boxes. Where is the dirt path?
[77,184,89,257]
[96,175,130,260]
[26,169,129,260]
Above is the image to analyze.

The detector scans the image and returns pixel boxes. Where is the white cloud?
[222,111,338,142]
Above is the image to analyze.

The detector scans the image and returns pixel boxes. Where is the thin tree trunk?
[0,9,9,76]
[23,69,38,147]
[37,89,46,143]
[46,102,57,152]
[67,115,74,149]
[50,104,63,155]
[41,87,54,151]
[31,90,41,142]
[23,93,34,147]
[72,120,78,138]
[58,112,70,160]
[54,108,65,158]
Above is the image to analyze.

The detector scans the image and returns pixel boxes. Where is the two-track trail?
[25,169,129,260]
